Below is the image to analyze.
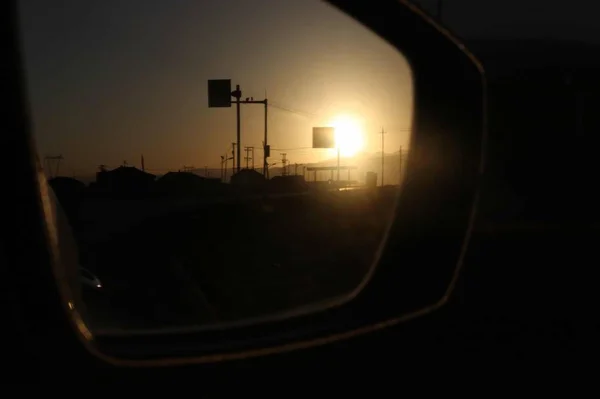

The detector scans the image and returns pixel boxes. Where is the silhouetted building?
[156,171,223,197]
[230,169,266,190]
[94,166,156,198]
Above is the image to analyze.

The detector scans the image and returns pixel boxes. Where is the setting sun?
[330,115,364,157]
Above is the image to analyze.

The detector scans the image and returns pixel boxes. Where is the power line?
[281,153,288,176]
[270,147,314,151]
[269,102,318,118]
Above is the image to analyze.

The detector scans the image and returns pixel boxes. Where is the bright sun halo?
[330,115,364,157]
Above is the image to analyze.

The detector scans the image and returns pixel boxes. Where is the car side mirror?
[12,0,484,367]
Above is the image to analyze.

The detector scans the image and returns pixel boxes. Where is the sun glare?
[330,115,364,157]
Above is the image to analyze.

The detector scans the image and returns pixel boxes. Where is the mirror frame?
[4,0,485,367]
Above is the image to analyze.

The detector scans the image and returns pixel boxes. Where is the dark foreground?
[79,187,398,331]
[73,185,600,376]
[79,219,599,387]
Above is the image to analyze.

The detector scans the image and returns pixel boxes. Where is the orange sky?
[19,0,414,176]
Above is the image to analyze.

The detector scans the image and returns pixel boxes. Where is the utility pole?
[141,155,145,172]
[281,153,288,176]
[244,146,254,169]
[208,81,269,177]
[233,95,267,175]
[379,127,386,186]
[231,142,236,175]
[264,98,268,178]
[221,154,234,182]
[229,84,268,175]
[232,85,242,174]
[262,141,270,176]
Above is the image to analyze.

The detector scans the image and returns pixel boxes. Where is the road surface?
[81,187,398,331]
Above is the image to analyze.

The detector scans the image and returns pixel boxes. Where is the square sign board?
[208,79,232,108]
[312,127,336,148]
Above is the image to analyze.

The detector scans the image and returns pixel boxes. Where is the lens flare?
[330,115,364,157]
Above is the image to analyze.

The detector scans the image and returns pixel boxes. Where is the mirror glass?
[19,0,413,331]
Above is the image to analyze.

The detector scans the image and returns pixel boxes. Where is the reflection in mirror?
[20,0,413,331]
